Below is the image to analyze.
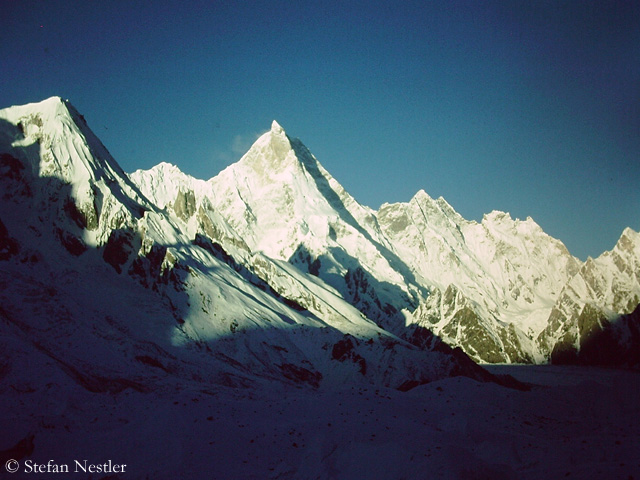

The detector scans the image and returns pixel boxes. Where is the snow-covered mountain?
[1,97,498,400]
[539,227,640,365]
[1,96,639,380]
[205,120,424,330]
[377,192,582,363]
[131,111,638,366]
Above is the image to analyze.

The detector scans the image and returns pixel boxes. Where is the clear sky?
[1,0,638,260]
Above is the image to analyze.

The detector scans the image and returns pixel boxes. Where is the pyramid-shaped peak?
[270,120,285,135]
[411,189,435,203]
[1,96,69,121]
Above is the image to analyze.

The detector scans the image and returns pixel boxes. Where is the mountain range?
[1,97,638,401]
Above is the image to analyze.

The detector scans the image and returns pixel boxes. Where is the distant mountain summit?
[205,116,421,330]
[1,97,639,391]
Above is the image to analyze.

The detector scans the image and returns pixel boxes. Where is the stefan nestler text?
[21,459,126,474]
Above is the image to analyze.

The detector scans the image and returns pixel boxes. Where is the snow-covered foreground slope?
[2,358,638,479]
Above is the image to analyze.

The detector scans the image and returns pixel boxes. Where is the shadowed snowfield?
[1,365,638,479]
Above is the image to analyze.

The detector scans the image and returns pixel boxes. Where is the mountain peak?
[37,95,66,108]
[411,189,434,203]
[270,120,285,135]
[613,227,640,257]
[1,96,69,125]
[231,119,298,176]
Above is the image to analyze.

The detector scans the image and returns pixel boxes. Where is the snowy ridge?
[0,96,152,251]
[380,192,579,331]
[0,96,147,207]
[538,228,640,365]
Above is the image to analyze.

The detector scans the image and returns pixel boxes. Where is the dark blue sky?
[1,1,638,260]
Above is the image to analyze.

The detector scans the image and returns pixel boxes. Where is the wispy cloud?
[212,130,265,170]
[231,131,263,156]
